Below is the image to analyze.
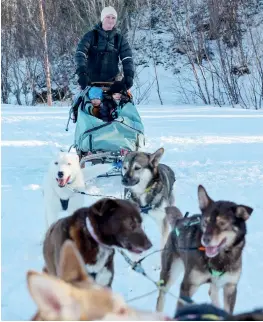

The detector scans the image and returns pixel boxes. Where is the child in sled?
[100,81,130,122]
[86,86,104,118]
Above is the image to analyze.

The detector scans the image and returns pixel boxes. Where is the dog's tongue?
[132,248,143,254]
[205,238,227,258]
[205,246,219,258]
[56,176,70,187]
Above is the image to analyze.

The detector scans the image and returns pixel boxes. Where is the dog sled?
[66,82,145,177]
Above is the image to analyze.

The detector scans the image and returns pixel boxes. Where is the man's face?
[102,14,116,31]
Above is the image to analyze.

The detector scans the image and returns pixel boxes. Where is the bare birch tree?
[39,0,52,106]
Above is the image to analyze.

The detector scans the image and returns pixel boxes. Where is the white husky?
[43,151,114,229]
[43,152,86,229]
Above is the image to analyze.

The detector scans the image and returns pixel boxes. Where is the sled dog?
[121,147,176,247]
[43,198,152,288]
[156,185,253,315]
[43,151,86,229]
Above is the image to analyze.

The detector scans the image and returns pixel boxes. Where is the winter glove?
[124,76,133,90]
[78,73,90,90]
[110,108,118,121]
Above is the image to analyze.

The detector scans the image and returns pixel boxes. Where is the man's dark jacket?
[75,23,134,83]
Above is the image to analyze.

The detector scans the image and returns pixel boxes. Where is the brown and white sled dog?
[43,151,86,229]
[156,185,253,315]
[28,240,168,321]
[121,147,176,248]
[43,198,152,288]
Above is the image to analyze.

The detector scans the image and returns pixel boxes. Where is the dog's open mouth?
[56,176,70,187]
[205,238,227,258]
[124,243,144,254]
[130,247,144,254]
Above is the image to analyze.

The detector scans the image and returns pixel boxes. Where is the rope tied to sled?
[118,249,194,306]
[66,185,118,199]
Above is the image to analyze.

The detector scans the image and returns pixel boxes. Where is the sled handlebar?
[90,82,114,90]
[91,82,114,86]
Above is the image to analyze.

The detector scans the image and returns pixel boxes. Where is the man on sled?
[75,6,134,91]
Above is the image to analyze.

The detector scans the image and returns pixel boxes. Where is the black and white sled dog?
[121,147,176,247]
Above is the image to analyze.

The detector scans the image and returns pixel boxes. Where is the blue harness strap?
[140,205,153,214]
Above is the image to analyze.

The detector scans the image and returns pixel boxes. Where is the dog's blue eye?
[54,162,58,165]
[134,166,141,171]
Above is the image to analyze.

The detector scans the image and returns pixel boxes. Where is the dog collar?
[85,217,111,250]
[209,268,225,277]
[138,184,156,213]
[173,243,225,276]
[144,185,153,193]
[125,184,153,201]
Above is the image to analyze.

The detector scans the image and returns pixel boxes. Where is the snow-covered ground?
[1,104,263,320]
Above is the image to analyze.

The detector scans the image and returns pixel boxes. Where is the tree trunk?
[39,0,52,106]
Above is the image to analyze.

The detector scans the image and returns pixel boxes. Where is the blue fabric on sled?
[74,101,145,152]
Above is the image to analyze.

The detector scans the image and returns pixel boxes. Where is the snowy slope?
[1,104,263,320]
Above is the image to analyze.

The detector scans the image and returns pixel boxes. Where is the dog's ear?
[67,152,79,163]
[235,205,253,221]
[165,206,183,228]
[198,185,213,211]
[27,271,80,320]
[58,240,92,284]
[149,148,164,167]
[92,198,119,216]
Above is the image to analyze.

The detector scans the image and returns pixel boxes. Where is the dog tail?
[165,206,183,228]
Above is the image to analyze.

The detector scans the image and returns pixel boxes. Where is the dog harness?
[174,213,225,277]
[139,185,156,214]
[60,199,69,211]
[208,265,225,277]
[174,213,201,238]
[125,185,155,214]
[140,205,153,214]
